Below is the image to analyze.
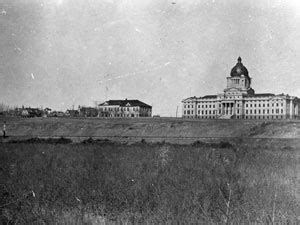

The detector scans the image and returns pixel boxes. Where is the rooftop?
[202,95,217,99]
[99,99,152,108]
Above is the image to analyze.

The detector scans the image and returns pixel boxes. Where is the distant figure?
[3,121,6,138]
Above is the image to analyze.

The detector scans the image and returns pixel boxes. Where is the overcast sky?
[0,0,300,116]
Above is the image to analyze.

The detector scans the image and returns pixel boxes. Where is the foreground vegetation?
[0,140,299,224]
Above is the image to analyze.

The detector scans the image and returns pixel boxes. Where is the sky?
[0,0,300,116]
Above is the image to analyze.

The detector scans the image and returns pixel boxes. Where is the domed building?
[182,57,300,119]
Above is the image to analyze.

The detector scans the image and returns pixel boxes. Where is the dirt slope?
[2,117,300,139]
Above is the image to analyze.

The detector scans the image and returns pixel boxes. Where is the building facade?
[182,57,300,119]
[98,99,152,117]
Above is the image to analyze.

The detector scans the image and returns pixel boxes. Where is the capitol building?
[182,57,300,119]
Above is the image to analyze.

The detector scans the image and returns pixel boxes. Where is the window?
[198,110,200,114]
[276,103,279,107]
[184,110,186,115]
[188,105,190,108]
[237,103,239,107]
[263,104,265,107]
[246,104,248,107]
[237,109,239,114]
[281,109,283,114]
[258,110,261,114]
[246,110,248,114]
[254,110,256,114]
[187,110,190,115]
[259,104,261,107]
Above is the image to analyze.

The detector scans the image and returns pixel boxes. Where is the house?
[98,99,152,117]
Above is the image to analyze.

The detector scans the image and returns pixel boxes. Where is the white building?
[98,99,152,117]
[182,57,300,119]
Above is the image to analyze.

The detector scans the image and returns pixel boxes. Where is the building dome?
[230,57,249,77]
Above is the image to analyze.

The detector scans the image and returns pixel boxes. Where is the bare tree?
[0,103,10,112]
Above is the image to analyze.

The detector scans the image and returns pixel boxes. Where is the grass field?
[0,118,300,224]
[2,117,300,141]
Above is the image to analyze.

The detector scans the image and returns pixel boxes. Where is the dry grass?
[0,140,299,224]
[2,117,300,139]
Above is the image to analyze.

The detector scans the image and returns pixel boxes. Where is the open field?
[1,141,299,224]
[0,117,300,223]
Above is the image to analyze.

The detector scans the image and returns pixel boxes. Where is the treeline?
[0,103,99,118]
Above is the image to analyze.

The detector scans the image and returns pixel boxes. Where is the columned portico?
[222,102,234,115]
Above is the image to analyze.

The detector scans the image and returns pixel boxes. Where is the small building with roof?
[98,99,152,117]
[182,57,300,119]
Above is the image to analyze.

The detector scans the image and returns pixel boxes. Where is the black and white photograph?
[0,0,299,223]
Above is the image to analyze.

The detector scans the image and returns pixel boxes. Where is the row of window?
[232,79,241,84]
[245,115,286,119]
[183,115,287,119]
[104,113,150,118]
[246,109,284,114]
[185,104,235,109]
[101,107,151,112]
[184,115,217,119]
[225,96,242,99]
[185,102,285,110]
[184,110,220,115]
[102,107,138,112]
[184,108,286,115]
[184,104,216,109]
[198,105,216,109]
[245,103,283,108]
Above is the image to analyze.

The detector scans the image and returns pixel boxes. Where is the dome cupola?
[230,56,249,78]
